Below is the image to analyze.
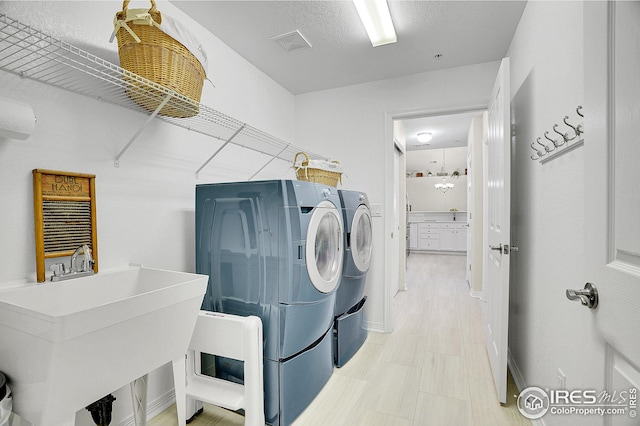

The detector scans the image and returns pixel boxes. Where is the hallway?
[151,254,530,425]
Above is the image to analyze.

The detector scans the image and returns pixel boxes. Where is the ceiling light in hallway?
[353,0,397,47]
[417,132,432,143]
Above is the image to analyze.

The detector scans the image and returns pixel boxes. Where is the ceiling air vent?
[271,30,312,52]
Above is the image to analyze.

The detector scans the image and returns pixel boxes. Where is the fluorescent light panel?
[353,0,397,47]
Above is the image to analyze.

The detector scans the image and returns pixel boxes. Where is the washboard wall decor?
[33,169,98,282]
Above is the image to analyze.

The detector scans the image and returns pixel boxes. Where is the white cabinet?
[418,223,439,251]
[439,228,456,251]
[409,222,467,252]
[409,223,418,249]
[439,223,467,251]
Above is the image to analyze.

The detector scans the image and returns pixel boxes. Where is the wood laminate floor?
[150,253,531,426]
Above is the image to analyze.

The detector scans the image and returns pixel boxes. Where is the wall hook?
[530,142,544,160]
[533,106,585,164]
[553,124,569,143]
[544,131,562,148]
[563,116,582,141]
[537,137,554,153]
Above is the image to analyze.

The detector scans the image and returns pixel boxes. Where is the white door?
[585,3,640,421]
[306,200,344,294]
[483,57,511,404]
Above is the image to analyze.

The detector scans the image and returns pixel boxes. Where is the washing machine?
[195,180,344,425]
[334,190,373,367]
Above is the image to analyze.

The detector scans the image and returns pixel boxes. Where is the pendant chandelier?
[435,176,454,193]
[434,149,454,193]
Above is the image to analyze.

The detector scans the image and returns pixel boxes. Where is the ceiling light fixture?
[435,177,454,193]
[353,0,397,47]
[416,132,432,143]
[435,149,454,193]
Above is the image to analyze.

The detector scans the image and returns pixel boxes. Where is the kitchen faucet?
[50,244,95,281]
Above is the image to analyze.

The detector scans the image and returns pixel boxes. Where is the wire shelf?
[0,14,326,174]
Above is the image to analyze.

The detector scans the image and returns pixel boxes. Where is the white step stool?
[172,311,264,425]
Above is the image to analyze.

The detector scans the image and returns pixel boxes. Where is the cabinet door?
[455,228,468,251]
[439,229,456,251]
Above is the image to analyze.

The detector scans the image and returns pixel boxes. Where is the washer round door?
[306,200,344,294]
[351,204,373,273]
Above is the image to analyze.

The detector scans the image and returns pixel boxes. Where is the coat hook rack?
[530,106,584,164]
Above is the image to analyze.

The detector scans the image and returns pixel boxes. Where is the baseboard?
[507,348,526,392]
[365,320,385,333]
[410,250,466,256]
[120,388,175,426]
[507,348,547,426]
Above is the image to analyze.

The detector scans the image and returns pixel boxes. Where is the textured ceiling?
[170,1,525,152]
[171,0,527,95]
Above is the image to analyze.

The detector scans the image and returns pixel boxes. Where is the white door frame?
[383,104,488,332]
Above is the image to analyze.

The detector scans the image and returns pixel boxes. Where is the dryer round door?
[351,204,372,273]
[306,200,344,293]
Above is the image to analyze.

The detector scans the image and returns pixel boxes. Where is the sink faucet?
[50,244,94,281]
[70,244,94,273]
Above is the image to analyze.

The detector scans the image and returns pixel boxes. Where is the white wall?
[507,2,604,423]
[406,146,468,212]
[0,1,297,424]
[406,175,467,212]
[406,146,467,176]
[295,62,499,331]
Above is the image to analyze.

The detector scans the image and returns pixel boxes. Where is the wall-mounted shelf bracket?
[248,144,290,181]
[195,124,246,179]
[114,93,174,167]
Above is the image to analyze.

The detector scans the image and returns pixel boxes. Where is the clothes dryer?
[334,190,372,367]
[195,180,344,425]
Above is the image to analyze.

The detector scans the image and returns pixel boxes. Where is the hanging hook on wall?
[530,106,585,163]
[544,131,562,148]
[530,142,544,160]
[553,124,569,144]
[537,137,555,154]
[563,115,583,140]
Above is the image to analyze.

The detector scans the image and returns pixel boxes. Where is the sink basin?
[0,265,208,425]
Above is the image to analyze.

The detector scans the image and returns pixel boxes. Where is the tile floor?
[150,253,531,426]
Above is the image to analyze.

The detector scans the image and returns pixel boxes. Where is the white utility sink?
[0,265,208,425]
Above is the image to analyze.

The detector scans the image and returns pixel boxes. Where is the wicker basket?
[114,0,205,118]
[294,152,342,187]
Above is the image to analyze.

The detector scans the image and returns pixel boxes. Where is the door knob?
[566,282,598,309]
